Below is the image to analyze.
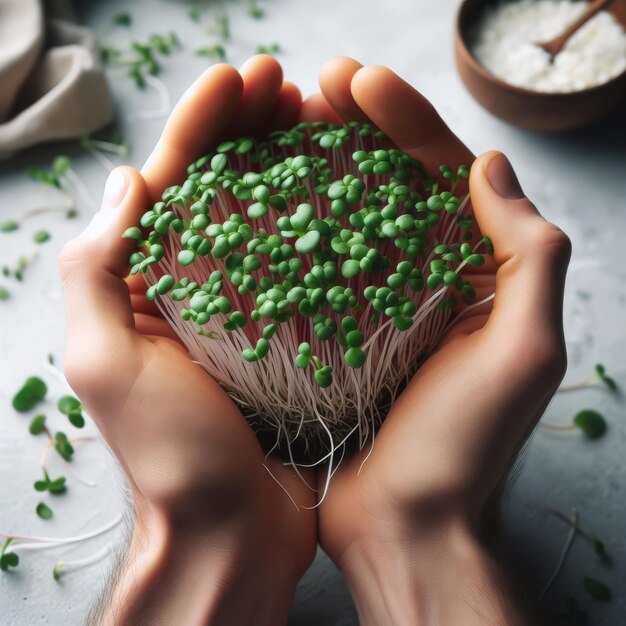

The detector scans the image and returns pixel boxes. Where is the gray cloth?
[0,0,113,159]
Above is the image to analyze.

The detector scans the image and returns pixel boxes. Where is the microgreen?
[583,577,611,602]
[128,121,484,460]
[196,45,226,60]
[551,510,609,559]
[256,43,280,55]
[28,154,95,213]
[100,32,180,89]
[52,562,64,581]
[13,377,47,412]
[0,220,19,232]
[58,396,85,428]
[559,363,619,393]
[0,539,19,572]
[541,409,607,439]
[573,410,607,439]
[33,230,51,244]
[113,12,132,27]
[36,501,53,520]
[244,0,264,19]
[54,432,75,462]
[209,12,230,41]
[29,414,47,435]
[188,7,200,22]
[34,469,67,495]
[0,285,9,301]
[594,364,617,392]
[3,252,38,282]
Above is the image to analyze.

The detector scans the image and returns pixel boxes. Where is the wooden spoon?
[538,0,618,60]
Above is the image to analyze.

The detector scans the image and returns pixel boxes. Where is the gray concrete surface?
[1,0,624,624]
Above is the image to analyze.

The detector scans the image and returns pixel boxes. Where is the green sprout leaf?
[58,396,85,428]
[595,364,617,392]
[36,502,53,520]
[0,285,9,301]
[0,539,19,572]
[52,561,64,581]
[33,230,51,244]
[583,577,611,602]
[29,414,46,435]
[0,220,19,232]
[196,45,226,60]
[12,377,47,412]
[256,43,280,55]
[573,410,607,439]
[34,470,66,495]
[58,396,80,413]
[54,432,74,461]
[52,156,71,176]
[113,12,132,26]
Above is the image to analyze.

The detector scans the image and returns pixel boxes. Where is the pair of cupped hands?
[59,56,570,625]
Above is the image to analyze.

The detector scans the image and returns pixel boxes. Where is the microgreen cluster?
[0,156,79,238]
[256,43,280,56]
[100,31,180,89]
[8,376,88,532]
[0,373,104,580]
[127,121,487,459]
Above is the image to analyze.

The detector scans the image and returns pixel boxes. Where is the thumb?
[469,152,571,360]
[59,166,149,399]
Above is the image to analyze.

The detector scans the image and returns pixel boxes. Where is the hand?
[313,58,571,625]
[59,56,316,626]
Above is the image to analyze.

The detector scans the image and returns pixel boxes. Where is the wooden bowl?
[455,0,626,131]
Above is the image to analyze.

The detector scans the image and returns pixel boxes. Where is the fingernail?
[102,169,129,210]
[486,153,524,200]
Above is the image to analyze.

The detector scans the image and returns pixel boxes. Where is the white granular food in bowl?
[471,0,626,92]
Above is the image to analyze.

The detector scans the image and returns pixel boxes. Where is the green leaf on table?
[196,45,226,60]
[583,577,611,602]
[255,43,280,56]
[36,502,53,520]
[595,364,617,392]
[54,432,74,461]
[52,561,64,581]
[58,396,85,428]
[52,156,71,176]
[573,410,607,439]
[12,377,47,412]
[33,230,51,244]
[27,166,61,189]
[34,470,66,495]
[0,220,19,232]
[29,414,46,435]
[113,12,132,26]
[0,539,19,572]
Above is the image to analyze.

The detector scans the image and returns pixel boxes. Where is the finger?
[350,65,473,171]
[225,54,284,137]
[268,80,303,131]
[141,63,244,199]
[319,57,368,122]
[59,166,148,355]
[134,312,182,343]
[469,152,571,349]
[299,93,343,124]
